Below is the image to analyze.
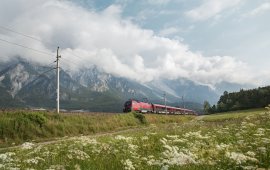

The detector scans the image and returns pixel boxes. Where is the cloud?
[0,0,257,86]
[244,2,270,17]
[147,0,171,5]
[185,0,243,21]
[158,27,181,37]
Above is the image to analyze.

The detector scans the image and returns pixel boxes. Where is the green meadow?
[0,108,269,169]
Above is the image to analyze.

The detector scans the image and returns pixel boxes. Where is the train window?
[125,101,131,106]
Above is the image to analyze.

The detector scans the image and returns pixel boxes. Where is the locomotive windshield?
[123,101,132,112]
[125,101,131,106]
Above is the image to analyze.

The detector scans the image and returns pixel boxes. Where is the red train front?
[123,99,153,113]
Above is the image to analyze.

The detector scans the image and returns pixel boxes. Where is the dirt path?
[195,115,205,121]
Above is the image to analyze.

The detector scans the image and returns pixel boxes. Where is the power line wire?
[0,25,43,43]
[0,38,53,56]
[0,25,86,63]
[30,67,56,84]
[61,57,82,67]
[46,61,56,67]
[0,26,91,76]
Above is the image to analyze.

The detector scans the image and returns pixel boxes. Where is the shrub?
[132,112,147,124]
[26,112,47,127]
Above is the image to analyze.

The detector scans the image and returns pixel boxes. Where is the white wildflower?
[0,152,15,163]
[216,143,230,150]
[183,131,209,139]
[148,155,155,159]
[147,159,162,166]
[148,132,157,135]
[75,137,98,146]
[257,147,266,154]
[166,135,179,139]
[261,138,270,144]
[160,138,168,145]
[254,128,265,137]
[128,144,138,151]
[42,151,57,157]
[226,152,258,164]
[24,157,45,165]
[150,124,157,127]
[241,166,257,170]
[241,126,247,129]
[246,151,256,157]
[141,136,149,140]
[115,135,133,142]
[241,121,247,125]
[46,165,66,170]
[161,165,169,170]
[237,140,245,145]
[74,164,81,170]
[68,149,90,160]
[113,149,119,153]
[141,157,147,161]
[216,130,223,134]
[235,133,242,137]
[8,168,20,170]
[247,123,255,127]
[241,121,248,128]
[21,142,35,150]
[122,159,135,170]
[172,138,187,143]
[162,145,197,166]
[245,116,251,120]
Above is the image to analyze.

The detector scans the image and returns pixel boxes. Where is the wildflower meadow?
[0,109,270,169]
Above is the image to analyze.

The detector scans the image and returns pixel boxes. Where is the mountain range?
[0,58,251,112]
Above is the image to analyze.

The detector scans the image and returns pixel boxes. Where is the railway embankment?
[0,110,194,148]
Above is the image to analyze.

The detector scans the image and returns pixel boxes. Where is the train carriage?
[123,99,196,115]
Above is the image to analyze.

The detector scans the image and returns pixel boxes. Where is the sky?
[0,0,269,87]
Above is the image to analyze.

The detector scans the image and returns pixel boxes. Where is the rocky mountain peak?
[0,62,35,97]
[0,59,248,112]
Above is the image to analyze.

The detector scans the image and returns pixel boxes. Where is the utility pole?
[182,96,185,114]
[56,47,61,114]
[132,90,136,100]
[163,91,167,114]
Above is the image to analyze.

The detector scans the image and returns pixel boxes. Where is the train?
[123,99,196,115]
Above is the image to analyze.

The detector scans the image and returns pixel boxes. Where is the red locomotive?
[123,99,196,115]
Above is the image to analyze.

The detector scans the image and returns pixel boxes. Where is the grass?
[201,108,267,122]
[0,108,269,169]
[0,110,194,148]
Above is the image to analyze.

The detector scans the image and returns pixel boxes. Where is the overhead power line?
[30,67,56,84]
[0,25,43,42]
[46,61,57,68]
[0,26,65,113]
[61,57,82,68]
[0,38,53,56]
[0,25,86,63]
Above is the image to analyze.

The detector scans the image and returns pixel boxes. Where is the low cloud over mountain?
[0,0,262,87]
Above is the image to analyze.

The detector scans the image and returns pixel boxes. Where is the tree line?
[204,86,270,114]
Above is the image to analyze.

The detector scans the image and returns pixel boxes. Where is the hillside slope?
[0,59,220,111]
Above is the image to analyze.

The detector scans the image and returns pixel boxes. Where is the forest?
[204,86,270,114]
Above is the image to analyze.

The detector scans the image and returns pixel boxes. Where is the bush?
[132,112,147,124]
[26,112,47,127]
